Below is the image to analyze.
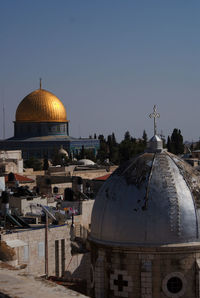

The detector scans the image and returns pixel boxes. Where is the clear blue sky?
[0,0,200,142]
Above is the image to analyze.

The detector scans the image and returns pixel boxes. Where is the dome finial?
[149,105,160,136]
[148,105,163,152]
[39,78,42,90]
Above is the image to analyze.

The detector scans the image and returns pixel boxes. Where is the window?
[53,186,59,194]
[167,277,183,294]
[55,240,59,277]
[38,242,44,257]
[24,245,29,261]
[61,239,65,276]
[162,272,186,297]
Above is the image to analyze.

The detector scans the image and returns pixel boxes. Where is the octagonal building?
[0,83,99,159]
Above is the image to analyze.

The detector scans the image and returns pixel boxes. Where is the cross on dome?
[149,105,160,136]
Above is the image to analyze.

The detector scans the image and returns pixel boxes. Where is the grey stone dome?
[90,151,200,246]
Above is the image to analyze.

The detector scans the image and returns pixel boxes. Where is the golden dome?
[16,89,68,122]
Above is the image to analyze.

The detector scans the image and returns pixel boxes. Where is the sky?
[0,0,200,142]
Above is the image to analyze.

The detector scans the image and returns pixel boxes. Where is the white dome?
[90,151,200,246]
[78,159,95,166]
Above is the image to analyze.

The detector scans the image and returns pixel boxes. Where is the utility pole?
[45,212,48,278]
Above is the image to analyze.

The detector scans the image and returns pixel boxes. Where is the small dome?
[90,151,200,246]
[58,146,68,158]
[78,159,95,166]
[16,89,68,123]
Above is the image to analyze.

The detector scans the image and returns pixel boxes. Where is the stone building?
[89,107,200,298]
[0,83,99,159]
[0,150,23,174]
[36,174,72,196]
[89,136,200,298]
[2,224,90,281]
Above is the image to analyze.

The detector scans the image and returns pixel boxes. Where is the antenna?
[2,88,5,139]
[78,123,81,138]
[3,101,5,139]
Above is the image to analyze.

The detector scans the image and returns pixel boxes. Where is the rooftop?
[5,173,34,183]
[0,264,88,298]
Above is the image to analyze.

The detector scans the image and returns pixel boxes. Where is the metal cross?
[149,105,160,136]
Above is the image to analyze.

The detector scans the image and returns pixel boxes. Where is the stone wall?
[90,243,200,298]
[81,200,94,233]
[1,225,89,280]
[61,200,94,239]
[36,175,72,195]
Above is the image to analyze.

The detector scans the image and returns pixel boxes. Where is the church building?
[89,106,200,298]
[0,83,99,159]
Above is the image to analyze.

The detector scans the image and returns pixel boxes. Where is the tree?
[96,130,153,165]
[167,136,172,152]
[43,156,49,171]
[84,149,96,161]
[111,132,117,145]
[97,134,109,162]
[167,129,184,155]
[119,131,134,163]
[124,131,131,141]
[142,130,148,146]
[24,157,42,171]
[107,133,119,164]
[80,145,85,159]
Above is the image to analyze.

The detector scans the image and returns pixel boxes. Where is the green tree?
[119,131,135,163]
[96,134,109,162]
[124,131,131,141]
[107,133,119,164]
[43,156,49,171]
[24,157,42,171]
[167,129,184,154]
[142,130,148,146]
[84,149,96,161]
[167,136,172,152]
[80,145,85,159]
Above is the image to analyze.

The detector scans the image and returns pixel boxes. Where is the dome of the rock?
[16,89,67,122]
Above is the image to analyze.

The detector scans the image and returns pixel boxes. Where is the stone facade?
[1,224,89,281]
[36,174,72,196]
[62,200,95,239]
[0,150,23,174]
[89,243,200,298]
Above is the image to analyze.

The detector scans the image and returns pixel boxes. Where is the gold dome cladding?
[16,89,68,123]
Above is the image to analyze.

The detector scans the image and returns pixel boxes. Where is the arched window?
[53,186,59,194]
